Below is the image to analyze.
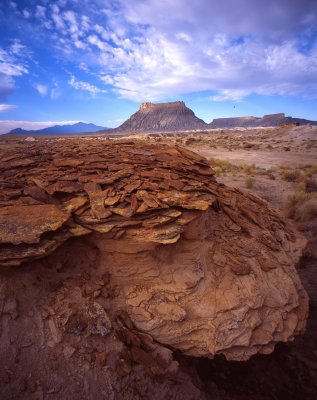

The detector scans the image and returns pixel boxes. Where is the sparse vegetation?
[281,168,301,182]
[294,196,317,222]
[245,176,254,188]
[209,157,258,177]
[241,163,256,176]
[209,158,240,175]
[285,179,317,220]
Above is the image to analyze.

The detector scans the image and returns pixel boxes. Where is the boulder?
[0,139,308,360]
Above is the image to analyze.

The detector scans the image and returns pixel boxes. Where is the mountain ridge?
[208,113,317,128]
[103,102,317,133]
[8,122,107,135]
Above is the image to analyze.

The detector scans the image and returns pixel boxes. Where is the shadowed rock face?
[0,139,308,361]
[114,101,207,132]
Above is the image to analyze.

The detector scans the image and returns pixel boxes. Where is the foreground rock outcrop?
[0,138,308,362]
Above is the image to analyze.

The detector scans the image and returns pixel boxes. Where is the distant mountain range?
[9,122,107,135]
[101,102,317,133]
[7,105,317,136]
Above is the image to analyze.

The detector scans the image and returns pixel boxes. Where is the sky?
[0,0,317,133]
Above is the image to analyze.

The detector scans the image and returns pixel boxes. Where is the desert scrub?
[286,185,316,219]
[241,163,257,176]
[209,158,239,175]
[281,168,301,182]
[209,158,258,177]
[302,164,317,177]
[245,176,254,188]
[294,195,317,222]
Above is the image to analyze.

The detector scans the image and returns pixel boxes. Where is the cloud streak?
[68,75,107,95]
[0,40,29,102]
[0,104,16,111]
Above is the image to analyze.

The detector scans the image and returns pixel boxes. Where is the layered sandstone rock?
[112,101,207,132]
[0,139,308,361]
[209,113,317,128]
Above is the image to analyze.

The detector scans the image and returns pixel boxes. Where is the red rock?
[0,204,69,245]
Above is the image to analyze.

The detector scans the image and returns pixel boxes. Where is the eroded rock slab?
[0,138,308,361]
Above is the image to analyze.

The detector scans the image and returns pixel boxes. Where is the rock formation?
[0,139,308,362]
[209,113,317,128]
[111,101,207,132]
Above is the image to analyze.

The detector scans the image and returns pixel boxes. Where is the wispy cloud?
[0,46,28,77]
[0,104,17,111]
[4,0,317,104]
[68,75,106,95]
[35,84,48,96]
[0,41,29,101]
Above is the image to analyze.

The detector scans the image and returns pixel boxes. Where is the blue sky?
[0,0,317,133]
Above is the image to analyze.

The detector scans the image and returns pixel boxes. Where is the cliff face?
[114,101,207,132]
[209,113,317,128]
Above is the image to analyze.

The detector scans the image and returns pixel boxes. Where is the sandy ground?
[197,149,317,169]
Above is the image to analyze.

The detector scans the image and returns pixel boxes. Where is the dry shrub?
[281,169,301,182]
[286,188,315,219]
[241,163,256,176]
[245,177,254,188]
[294,195,317,222]
[303,164,317,177]
[305,177,317,192]
[209,158,239,175]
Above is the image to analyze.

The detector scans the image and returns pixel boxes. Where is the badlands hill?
[104,102,317,133]
[111,101,207,132]
[209,113,317,128]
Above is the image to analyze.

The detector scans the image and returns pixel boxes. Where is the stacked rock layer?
[0,139,308,360]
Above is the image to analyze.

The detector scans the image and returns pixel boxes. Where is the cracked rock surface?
[0,139,308,365]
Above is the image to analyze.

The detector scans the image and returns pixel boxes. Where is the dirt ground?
[0,126,316,399]
[181,125,317,399]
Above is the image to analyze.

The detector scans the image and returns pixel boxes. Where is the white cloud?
[64,10,79,34]
[35,84,48,96]
[211,90,251,102]
[22,10,31,19]
[0,104,16,111]
[0,74,15,102]
[0,47,28,76]
[51,5,66,31]
[50,86,61,100]
[10,40,26,55]
[87,34,109,51]
[18,0,317,102]
[68,75,106,95]
[175,32,192,43]
[0,120,82,135]
[0,43,29,102]
[35,5,46,19]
